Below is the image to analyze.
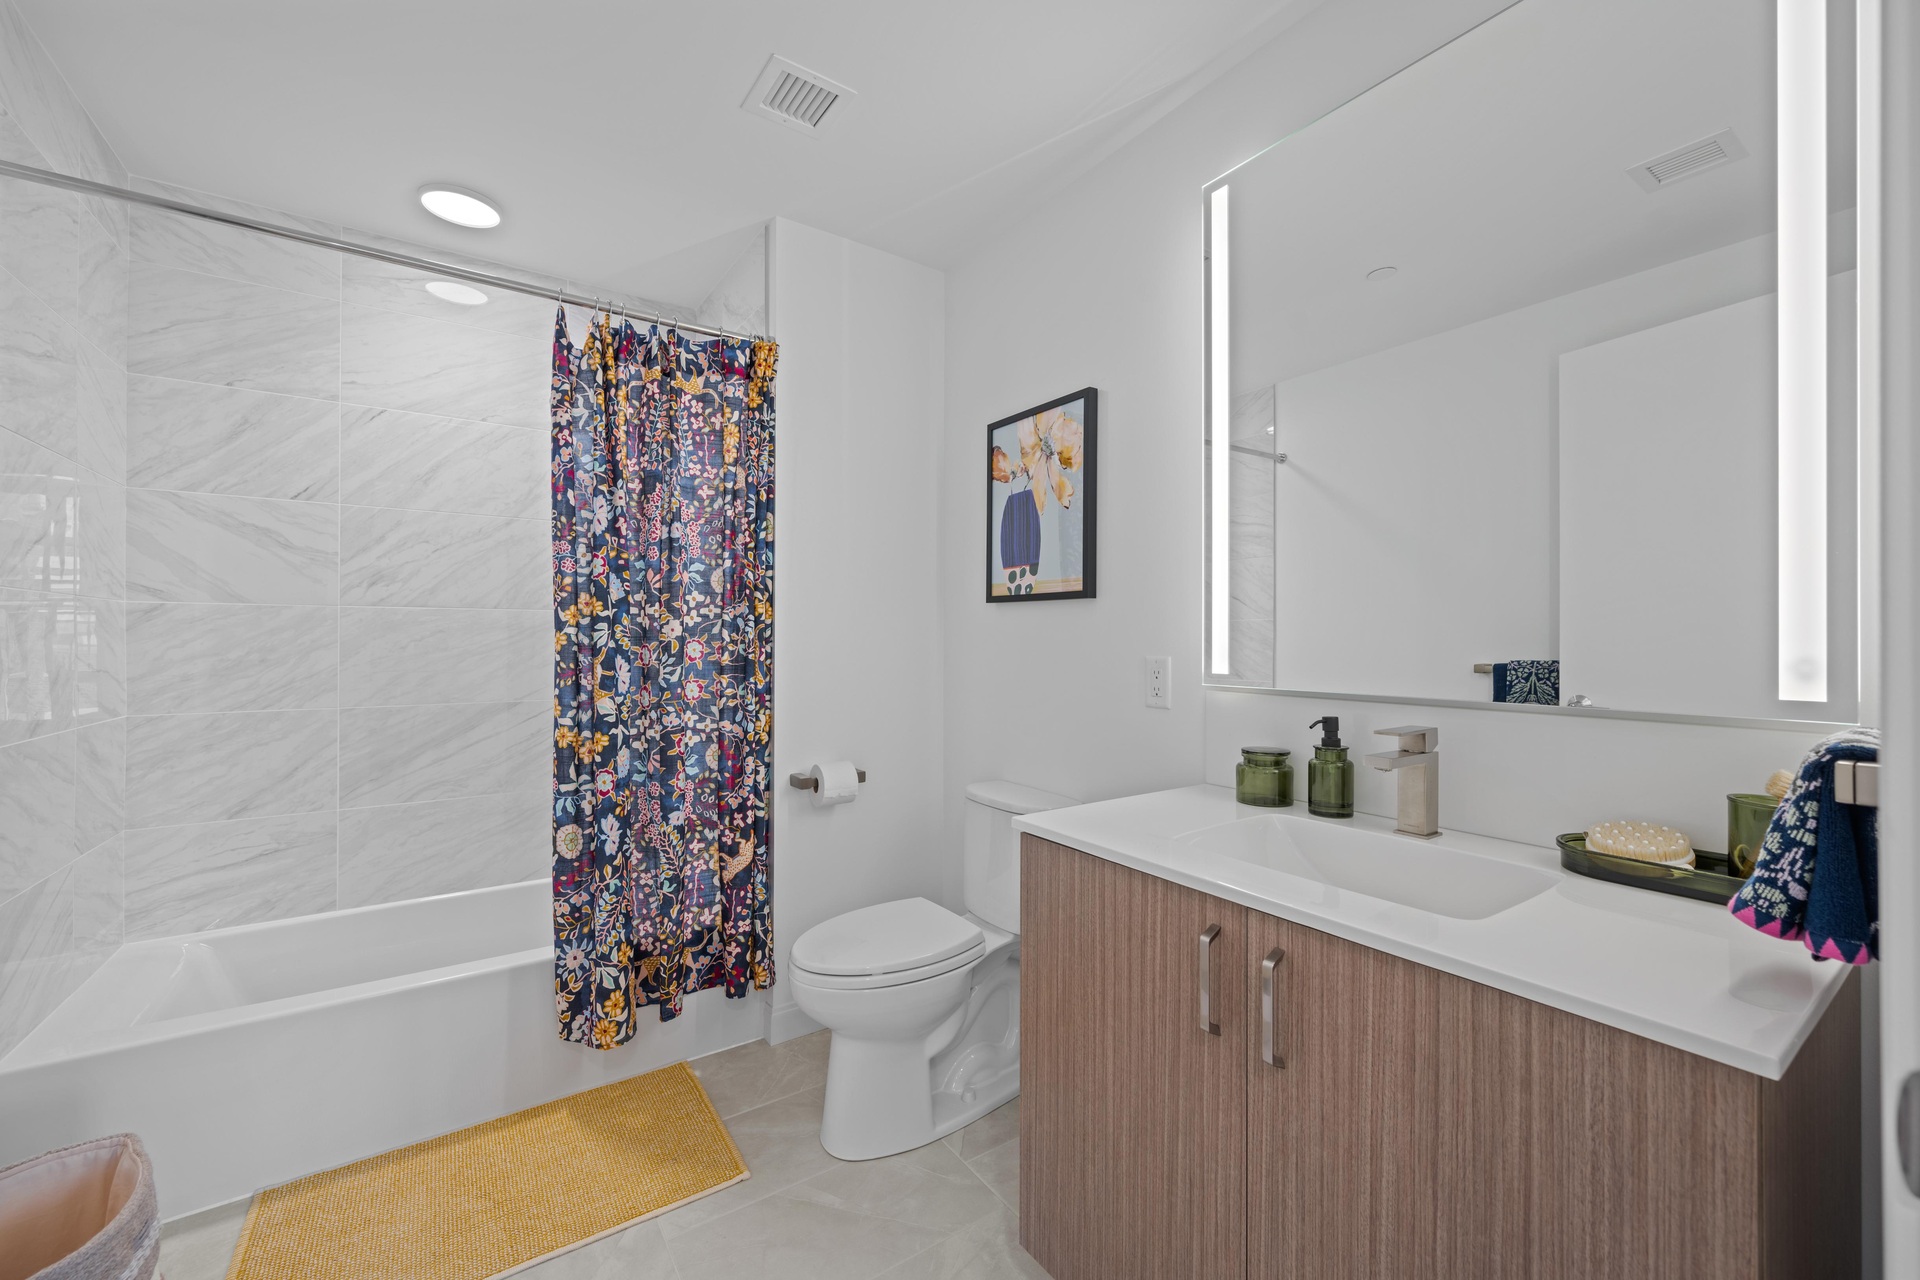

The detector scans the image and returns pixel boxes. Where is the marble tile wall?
[0,2,130,1059]
[102,190,765,956]
[119,211,560,945]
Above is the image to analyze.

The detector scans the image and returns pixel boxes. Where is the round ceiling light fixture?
[417,183,501,229]
[1365,265,1399,282]
[424,280,488,306]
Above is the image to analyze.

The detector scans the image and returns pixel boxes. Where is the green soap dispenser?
[1307,717,1355,819]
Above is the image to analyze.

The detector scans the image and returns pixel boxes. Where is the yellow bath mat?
[225,1061,747,1280]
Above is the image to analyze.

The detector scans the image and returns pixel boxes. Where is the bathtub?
[0,880,763,1218]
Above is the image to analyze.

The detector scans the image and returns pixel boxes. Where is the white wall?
[767,217,946,1041]
[937,0,1867,845]
[940,1,1886,1269]
[1206,690,1831,852]
[937,0,1524,895]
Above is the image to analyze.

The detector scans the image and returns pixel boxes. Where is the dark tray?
[1556,833,1745,906]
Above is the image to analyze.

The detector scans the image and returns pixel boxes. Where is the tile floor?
[157,1031,1049,1280]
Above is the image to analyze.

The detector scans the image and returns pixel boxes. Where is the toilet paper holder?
[788,768,867,792]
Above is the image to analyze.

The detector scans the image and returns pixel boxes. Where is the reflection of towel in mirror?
[1492,660,1558,705]
[1729,727,1880,964]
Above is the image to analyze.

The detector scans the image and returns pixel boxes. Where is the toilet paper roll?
[810,760,860,807]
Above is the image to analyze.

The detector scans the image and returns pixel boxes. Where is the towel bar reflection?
[1834,761,1879,807]
[788,769,868,792]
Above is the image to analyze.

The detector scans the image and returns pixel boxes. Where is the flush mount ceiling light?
[418,184,501,228]
[424,280,488,306]
[1365,266,1399,281]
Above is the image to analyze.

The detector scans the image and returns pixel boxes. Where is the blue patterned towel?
[1729,727,1880,964]
[1493,660,1558,705]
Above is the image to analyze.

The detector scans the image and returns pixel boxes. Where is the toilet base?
[814,936,1020,1161]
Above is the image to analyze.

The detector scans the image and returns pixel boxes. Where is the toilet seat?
[790,898,985,989]
[791,939,988,991]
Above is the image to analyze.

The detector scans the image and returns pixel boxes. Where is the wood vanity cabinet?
[1019,836,1861,1280]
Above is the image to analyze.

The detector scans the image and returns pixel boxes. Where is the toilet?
[790,779,1076,1161]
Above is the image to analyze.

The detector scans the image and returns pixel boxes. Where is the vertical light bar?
[1208,184,1232,675]
[1778,0,1828,702]
[1856,0,1883,714]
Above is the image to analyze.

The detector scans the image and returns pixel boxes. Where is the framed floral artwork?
[987,388,1096,602]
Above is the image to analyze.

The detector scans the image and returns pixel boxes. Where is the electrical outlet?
[1146,655,1172,709]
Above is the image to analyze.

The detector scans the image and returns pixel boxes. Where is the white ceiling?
[17,0,1323,305]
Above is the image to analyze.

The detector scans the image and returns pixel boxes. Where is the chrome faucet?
[1365,726,1440,839]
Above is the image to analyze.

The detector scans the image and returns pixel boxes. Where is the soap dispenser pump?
[1307,717,1355,819]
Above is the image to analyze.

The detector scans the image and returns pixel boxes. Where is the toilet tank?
[963,780,1079,934]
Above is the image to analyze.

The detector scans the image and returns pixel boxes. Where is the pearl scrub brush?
[1586,820,1694,867]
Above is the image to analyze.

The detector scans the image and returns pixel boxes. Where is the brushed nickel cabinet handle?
[1261,947,1286,1068]
[1199,924,1221,1036]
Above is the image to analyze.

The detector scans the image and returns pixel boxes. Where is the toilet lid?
[790,898,985,977]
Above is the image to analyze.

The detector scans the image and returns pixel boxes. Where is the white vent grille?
[742,55,856,134]
[765,71,838,127]
[1627,128,1749,192]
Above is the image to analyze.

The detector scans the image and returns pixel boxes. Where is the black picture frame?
[985,387,1097,603]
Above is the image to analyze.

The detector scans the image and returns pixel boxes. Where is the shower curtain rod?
[0,157,767,343]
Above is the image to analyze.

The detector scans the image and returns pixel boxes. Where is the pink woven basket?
[0,1134,160,1280]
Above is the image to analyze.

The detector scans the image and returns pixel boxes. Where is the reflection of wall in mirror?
[1558,272,1858,723]
[1260,220,1856,712]
[1225,386,1275,684]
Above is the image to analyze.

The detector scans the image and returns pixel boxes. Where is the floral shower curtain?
[551,310,777,1048]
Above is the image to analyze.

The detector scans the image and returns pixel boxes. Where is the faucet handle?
[1375,725,1438,753]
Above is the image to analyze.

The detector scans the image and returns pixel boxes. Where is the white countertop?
[1015,784,1851,1079]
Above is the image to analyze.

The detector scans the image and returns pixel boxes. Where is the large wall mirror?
[1202,0,1875,726]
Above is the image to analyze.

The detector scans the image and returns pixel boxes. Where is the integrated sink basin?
[1174,814,1558,920]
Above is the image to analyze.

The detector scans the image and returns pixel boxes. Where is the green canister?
[1237,748,1294,807]
[1306,717,1354,819]
[1727,793,1781,879]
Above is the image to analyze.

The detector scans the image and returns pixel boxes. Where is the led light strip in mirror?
[1208,183,1232,676]
[1777,0,1828,702]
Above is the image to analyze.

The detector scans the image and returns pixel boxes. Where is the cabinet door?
[1246,913,1536,1279]
[1020,836,1247,1280]
[1245,913,1779,1280]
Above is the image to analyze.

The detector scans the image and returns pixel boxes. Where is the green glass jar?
[1236,748,1294,807]
[1727,793,1781,879]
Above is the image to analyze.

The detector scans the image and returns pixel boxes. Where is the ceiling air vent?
[1627,128,1749,192]
[741,55,856,134]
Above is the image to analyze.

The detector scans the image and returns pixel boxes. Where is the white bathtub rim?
[0,944,556,1073]
[2,878,557,1073]
[126,876,546,950]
